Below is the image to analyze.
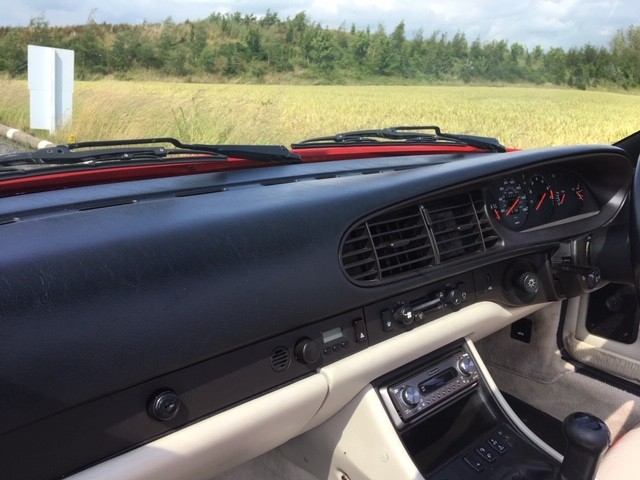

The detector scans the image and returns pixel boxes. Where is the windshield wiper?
[292,126,506,153]
[0,137,302,167]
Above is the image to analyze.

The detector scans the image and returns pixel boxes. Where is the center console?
[374,341,561,479]
[282,337,562,480]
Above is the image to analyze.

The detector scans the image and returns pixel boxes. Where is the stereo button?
[458,355,475,375]
[401,386,421,407]
[476,446,497,463]
[295,338,321,364]
[463,455,484,473]
[488,437,507,454]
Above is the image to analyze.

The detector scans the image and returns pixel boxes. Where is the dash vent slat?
[341,190,503,285]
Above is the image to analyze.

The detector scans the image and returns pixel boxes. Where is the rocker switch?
[353,318,368,343]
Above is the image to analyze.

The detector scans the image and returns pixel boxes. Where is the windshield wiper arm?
[292,126,506,153]
[0,137,302,167]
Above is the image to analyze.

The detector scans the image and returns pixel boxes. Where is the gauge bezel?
[486,168,598,232]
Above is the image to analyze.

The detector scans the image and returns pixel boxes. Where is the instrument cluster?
[485,169,597,231]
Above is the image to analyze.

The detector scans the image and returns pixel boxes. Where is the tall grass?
[1,78,639,148]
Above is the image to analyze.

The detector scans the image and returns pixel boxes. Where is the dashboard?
[0,143,632,479]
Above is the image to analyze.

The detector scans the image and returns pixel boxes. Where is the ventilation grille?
[426,193,486,262]
[269,347,291,372]
[472,191,501,250]
[341,191,502,284]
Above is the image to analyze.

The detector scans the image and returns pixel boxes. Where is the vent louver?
[270,347,291,372]
[341,190,502,284]
[471,191,501,250]
[426,193,486,262]
[368,206,435,280]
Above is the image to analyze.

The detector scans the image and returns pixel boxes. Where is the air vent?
[341,190,502,284]
[471,191,501,250]
[341,224,379,282]
[425,192,486,262]
[341,205,434,283]
[369,206,434,279]
[270,347,291,372]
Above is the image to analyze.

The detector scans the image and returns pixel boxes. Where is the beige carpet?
[475,301,640,441]
[213,448,319,480]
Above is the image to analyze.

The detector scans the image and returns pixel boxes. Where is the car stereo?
[380,348,479,428]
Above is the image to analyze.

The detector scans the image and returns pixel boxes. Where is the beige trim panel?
[281,385,425,480]
[563,296,640,383]
[307,301,549,430]
[67,375,329,480]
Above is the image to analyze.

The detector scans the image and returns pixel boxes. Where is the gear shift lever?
[557,412,610,480]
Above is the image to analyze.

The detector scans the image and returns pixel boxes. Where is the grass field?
[1,79,639,149]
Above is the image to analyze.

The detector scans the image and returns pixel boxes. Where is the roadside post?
[28,45,74,133]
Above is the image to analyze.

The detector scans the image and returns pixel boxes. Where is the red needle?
[576,190,584,201]
[560,193,566,205]
[506,198,520,216]
[536,192,547,211]
[493,209,502,221]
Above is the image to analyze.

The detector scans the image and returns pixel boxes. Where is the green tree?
[245,28,262,57]
[27,14,52,46]
[68,23,108,76]
[0,29,27,75]
[389,21,407,75]
[308,28,339,71]
[189,22,208,63]
[351,30,370,64]
[610,26,640,87]
[368,25,392,75]
[544,47,567,85]
[219,42,247,76]
[199,45,217,73]
[259,10,279,28]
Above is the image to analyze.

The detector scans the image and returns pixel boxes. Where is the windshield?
[0,2,639,151]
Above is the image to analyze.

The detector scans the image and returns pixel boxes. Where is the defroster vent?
[341,191,502,284]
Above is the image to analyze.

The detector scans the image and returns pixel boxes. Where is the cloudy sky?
[1,0,636,49]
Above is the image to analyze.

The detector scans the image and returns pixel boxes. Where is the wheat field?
[0,79,639,149]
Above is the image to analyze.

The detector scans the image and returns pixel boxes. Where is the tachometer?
[489,177,529,230]
[527,174,554,221]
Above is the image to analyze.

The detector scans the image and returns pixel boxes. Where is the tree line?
[1,11,639,89]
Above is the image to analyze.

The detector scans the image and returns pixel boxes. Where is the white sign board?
[28,45,74,133]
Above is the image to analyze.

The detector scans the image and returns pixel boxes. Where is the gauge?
[554,188,568,208]
[492,176,529,230]
[527,174,554,222]
[554,175,587,216]
[574,182,585,202]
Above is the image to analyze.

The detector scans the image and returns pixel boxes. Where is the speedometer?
[488,176,529,230]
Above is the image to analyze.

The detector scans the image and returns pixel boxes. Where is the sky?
[0,0,637,50]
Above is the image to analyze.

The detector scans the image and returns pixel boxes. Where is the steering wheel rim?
[629,158,640,292]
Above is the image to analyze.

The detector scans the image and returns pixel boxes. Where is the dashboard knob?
[458,355,475,376]
[294,337,321,364]
[516,271,540,295]
[445,287,466,307]
[148,389,181,422]
[393,303,414,326]
[401,386,421,407]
